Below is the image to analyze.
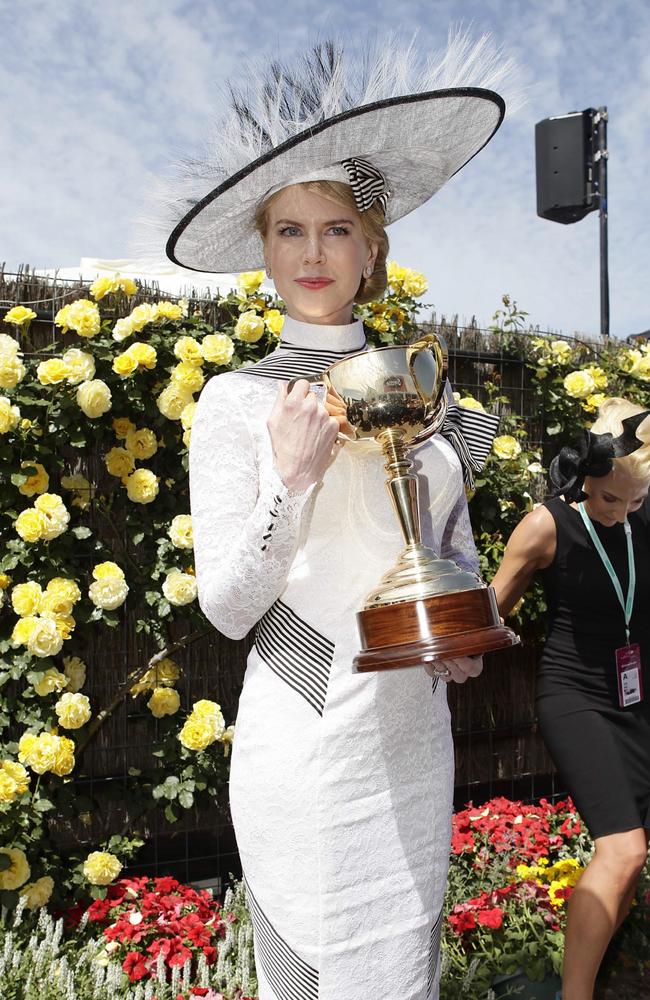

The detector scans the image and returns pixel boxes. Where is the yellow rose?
[50,735,75,776]
[0,574,10,589]
[123,468,159,504]
[154,300,184,322]
[492,435,522,460]
[27,620,64,658]
[127,342,157,370]
[178,716,218,751]
[181,401,196,432]
[402,269,428,297]
[0,772,18,803]
[171,362,205,393]
[0,396,20,433]
[34,493,70,540]
[43,611,76,640]
[201,333,234,366]
[236,270,265,295]
[17,734,38,766]
[112,416,136,439]
[125,427,158,461]
[174,336,204,365]
[0,355,26,389]
[11,581,43,616]
[88,576,129,610]
[220,724,235,757]
[20,875,54,909]
[18,461,49,497]
[157,383,194,420]
[3,306,36,327]
[11,615,39,645]
[22,732,58,774]
[37,358,70,385]
[234,311,265,343]
[62,348,95,385]
[563,370,596,399]
[60,473,94,509]
[112,352,138,376]
[147,687,181,718]
[89,275,137,300]
[76,379,112,418]
[55,299,101,338]
[105,446,135,478]
[126,302,158,333]
[43,578,81,613]
[582,392,608,413]
[550,340,572,362]
[111,317,134,343]
[55,692,91,729]
[83,851,122,886]
[458,396,485,412]
[1,761,29,795]
[633,356,650,381]
[0,333,20,356]
[14,508,46,543]
[33,667,68,696]
[386,261,408,293]
[263,309,285,335]
[0,847,30,890]
[162,570,198,606]
[92,561,124,581]
[586,365,608,390]
[130,656,180,696]
[192,699,225,733]
[63,655,87,692]
[620,348,642,374]
[168,514,193,549]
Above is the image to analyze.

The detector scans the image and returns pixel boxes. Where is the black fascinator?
[549,411,650,502]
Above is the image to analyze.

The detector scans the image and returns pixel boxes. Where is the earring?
[265,265,272,277]
[365,265,373,278]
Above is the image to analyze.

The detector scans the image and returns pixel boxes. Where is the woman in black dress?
[491,398,650,1000]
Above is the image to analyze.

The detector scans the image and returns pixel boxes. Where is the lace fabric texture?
[190,371,479,640]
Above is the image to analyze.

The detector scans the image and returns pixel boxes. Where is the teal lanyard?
[578,502,636,645]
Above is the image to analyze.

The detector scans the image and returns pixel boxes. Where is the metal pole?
[593,107,609,339]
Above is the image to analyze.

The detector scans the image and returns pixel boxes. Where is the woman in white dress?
[166,36,517,1000]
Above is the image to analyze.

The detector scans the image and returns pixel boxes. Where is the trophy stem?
[379,432,422,548]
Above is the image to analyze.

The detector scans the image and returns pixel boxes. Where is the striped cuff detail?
[255,598,334,716]
[245,877,319,1000]
[426,905,444,999]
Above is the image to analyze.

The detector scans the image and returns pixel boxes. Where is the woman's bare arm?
[491,505,557,617]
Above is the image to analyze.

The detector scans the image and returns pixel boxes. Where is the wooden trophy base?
[353,586,519,672]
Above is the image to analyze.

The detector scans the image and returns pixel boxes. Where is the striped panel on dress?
[245,877,319,1000]
[255,598,335,715]
[426,905,444,999]
[234,341,366,382]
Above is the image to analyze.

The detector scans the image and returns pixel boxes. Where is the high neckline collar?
[280,315,366,353]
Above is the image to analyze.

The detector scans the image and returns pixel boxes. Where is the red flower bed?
[451,795,583,864]
[73,875,228,983]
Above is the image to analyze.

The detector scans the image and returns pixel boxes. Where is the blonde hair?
[254,180,389,305]
[591,397,650,482]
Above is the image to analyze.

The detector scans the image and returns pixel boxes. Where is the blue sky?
[2,0,649,338]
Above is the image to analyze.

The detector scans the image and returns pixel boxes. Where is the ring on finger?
[432,666,451,678]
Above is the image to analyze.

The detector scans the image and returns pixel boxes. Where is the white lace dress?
[189,316,480,1000]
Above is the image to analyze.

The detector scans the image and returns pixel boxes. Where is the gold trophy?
[299,335,519,672]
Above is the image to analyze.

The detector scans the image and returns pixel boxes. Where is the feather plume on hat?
[140,29,521,274]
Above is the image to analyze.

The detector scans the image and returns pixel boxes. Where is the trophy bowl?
[320,334,519,671]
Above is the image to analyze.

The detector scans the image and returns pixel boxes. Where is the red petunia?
[123,950,149,982]
[477,907,504,930]
[448,911,477,935]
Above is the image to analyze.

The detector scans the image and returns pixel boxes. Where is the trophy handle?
[406,334,449,441]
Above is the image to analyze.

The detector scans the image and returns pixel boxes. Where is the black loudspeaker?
[535,110,597,224]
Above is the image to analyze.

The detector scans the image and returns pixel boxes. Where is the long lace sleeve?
[440,491,480,576]
[189,374,312,640]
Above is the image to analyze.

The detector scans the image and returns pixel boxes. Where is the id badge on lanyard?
[578,503,643,708]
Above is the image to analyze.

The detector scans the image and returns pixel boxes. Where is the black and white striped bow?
[341,157,390,214]
[439,404,501,490]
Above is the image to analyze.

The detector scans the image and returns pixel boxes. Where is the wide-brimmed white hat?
[164,32,518,274]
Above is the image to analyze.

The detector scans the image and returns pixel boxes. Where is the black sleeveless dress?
[536,497,650,838]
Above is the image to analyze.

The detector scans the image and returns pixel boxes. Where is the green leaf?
[72,526,92,539]
[164,803,178,823]
[34,798,55,813]
[178,789,194,809]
